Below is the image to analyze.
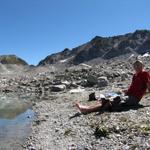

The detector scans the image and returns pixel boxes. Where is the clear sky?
[0,0,150,65]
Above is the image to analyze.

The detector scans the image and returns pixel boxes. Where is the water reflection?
[0,93,35,150]
[0,109,34,125]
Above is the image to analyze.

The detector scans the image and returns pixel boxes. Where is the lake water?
[0,93,35,150]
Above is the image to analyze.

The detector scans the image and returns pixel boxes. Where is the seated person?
[75,60,150,114]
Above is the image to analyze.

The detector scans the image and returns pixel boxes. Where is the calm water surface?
[0,93,35,150]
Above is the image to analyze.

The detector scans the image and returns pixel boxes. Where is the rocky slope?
[6,55,147,150]
[38,30,150,65]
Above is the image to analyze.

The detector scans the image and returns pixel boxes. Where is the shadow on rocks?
[69,112,82,120]
[69,104,150,118]
[95,104,150,116]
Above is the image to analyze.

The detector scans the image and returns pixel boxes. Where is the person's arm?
[122,89,128,95]
[147,82,150,93]
[146,72,150,93]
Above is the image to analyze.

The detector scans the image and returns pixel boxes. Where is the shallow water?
[0,93,35,150]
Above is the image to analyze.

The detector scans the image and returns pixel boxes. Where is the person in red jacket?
[123,60,150,105]
[75,60,150,114]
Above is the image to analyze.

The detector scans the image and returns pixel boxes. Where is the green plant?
[64,128,72,136]
[119,116,128,122]
[140,125,150,135]
[94,125,109,138]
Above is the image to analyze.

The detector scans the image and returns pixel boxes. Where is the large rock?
[50,85,66,92]
[86,75,98,87]
[97,76,109,87]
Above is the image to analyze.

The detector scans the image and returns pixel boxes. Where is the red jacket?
[127,71,150,100]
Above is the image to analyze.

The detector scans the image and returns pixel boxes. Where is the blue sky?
[0,0,150,65]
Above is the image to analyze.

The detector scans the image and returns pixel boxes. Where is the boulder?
[50,85,66,92]
[97,76,109,87]
[86,75,98,87]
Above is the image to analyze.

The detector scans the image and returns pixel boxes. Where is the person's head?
[133,60,144,73]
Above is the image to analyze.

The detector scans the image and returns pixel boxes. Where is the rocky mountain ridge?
[38,29,150,65]
[0,55,28,65]
[1,30,150,67]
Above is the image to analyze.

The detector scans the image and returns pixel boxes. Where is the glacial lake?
[0,93,35,150]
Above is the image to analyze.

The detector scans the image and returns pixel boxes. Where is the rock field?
[0,55,150,150]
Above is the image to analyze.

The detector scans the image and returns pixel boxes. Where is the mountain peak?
[38,30,150,66]
[0,55,28,65]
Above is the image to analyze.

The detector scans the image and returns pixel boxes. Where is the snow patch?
[59,59,68,63]
[79,63,92,68]
[142,52,150,57]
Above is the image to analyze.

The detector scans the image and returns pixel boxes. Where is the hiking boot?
[88,92,97,101]
[113,96,121,105]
